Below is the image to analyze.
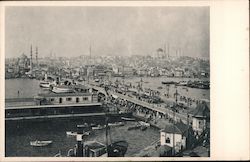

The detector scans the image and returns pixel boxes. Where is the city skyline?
[5,7,209,59]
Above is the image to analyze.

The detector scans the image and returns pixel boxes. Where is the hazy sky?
[5,7,209,58]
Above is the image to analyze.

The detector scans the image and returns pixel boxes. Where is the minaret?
[89,44,92,65]
[30,45,33,72]
[35,46,38,67]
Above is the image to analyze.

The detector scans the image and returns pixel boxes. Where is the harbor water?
[6,119,159,157]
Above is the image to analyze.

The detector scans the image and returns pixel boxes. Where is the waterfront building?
[148,67,160,77]
[122,66,134,76]
[190,103,210,135]
[160,123,188,155]
[174,68,184,77]
[137,68,148,76]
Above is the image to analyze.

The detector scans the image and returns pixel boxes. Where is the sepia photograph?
[1,0,249,161]
[4,5,210,158]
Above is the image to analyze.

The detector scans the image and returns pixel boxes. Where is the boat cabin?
[83,141,107,157]
[36,92,98,105]
[35,86,98,105]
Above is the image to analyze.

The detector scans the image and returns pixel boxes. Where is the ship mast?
[30,45,33,73]
[173,88,179,156]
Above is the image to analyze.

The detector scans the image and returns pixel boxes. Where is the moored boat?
[66,131,91,137]
[127,124,141,130]
[39,81,53,88]
[51,85,74,93]
[157,86,163,89]
[140,125,147,131]
[121,117,136,121]
[66,131,78,136]
[92,125,106,130]
[161,81,177,85]
[30,140,52,147]
[108,122,125,127]
[138,121,150,127]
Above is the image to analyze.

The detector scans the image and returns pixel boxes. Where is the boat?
[51,85,74,93]
[30,140,52,147]
[108,122,125,127]
[140,125,147,131]
[127,124,141,130]
[39,81,53,88]
[157,86,163,89]
[83,131,91,136]
[66,131,91,137]
[161,81,177,85]
[92,125,106,130]
[77,123,91,128]
[178,81,188,86]
[138,121,150,127]
[107,140,128,157]
[66,131,78,136]
[121,117,136,121]
[94,79,100,82]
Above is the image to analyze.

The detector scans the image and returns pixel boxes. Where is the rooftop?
[37,92,93,97]
[162,121,190,136]
[189,102,210,118]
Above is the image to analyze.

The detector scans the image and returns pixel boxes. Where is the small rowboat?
[138,121,150,127]
[121,117,136,121]
[108,122,125,127]
[66,131,78,136]
[140,125,147,131]
[66,131,91,136]
[92,125,106,130]
[30,140,52,147]
[127,125,141,131]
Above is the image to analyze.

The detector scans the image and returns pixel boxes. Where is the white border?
[0,0,249,161]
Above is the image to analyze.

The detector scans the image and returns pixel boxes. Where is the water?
[5,119,159,157]
[5,78,42,98]
[111,76,210,100]
[5,77,210,100]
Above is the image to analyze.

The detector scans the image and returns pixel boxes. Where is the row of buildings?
[5,52,209,79]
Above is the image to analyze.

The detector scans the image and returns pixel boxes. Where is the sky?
[5,6,209,59]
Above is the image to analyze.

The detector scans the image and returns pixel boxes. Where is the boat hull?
[30,140,52,147]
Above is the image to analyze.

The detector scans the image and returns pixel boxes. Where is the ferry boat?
[30,140,52,147]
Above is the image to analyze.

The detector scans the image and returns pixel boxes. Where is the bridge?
[5,81,189,123]
[88,84,189,124]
